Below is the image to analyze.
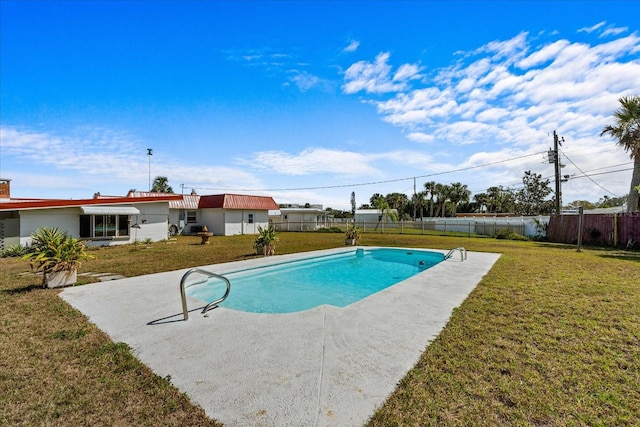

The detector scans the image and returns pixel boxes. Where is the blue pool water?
[186,248,445,314]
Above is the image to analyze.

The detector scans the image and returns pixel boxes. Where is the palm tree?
[423,181,437,217]
[448,182,470,217]
[600,96,640,212]
[385,192,409,217]
[151,176,174,193]
[486,186,501,213]
[433,183,450,217]
[412,191,427,220]
[473,192,489,213]
[369,193,385,207]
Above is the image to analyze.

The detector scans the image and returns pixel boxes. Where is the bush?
[0,244,30,258]
[21,227,94,286]
[316,227,343,233]
[254,225,279,256]
[495,228,529,241]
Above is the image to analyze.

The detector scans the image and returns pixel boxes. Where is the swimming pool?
[186,247,445,313]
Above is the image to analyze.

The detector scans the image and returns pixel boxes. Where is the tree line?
[348,170,557,219]
[326,169,630,220]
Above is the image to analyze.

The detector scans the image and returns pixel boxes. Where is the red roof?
[198,194,279,210]
[1,191,277,212]
[0,194,182,211]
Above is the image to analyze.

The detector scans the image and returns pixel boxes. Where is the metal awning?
[80,205,140,215]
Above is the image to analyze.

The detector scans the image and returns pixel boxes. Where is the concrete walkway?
[60,247,500,426]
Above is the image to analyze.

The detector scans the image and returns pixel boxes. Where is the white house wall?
[224,210,243,235]
[133,202,170,243]
[200,209,269,236]
[12,202,170,248]
[242,210,269,235]
[19,208,80,246]
[197,210,221,235]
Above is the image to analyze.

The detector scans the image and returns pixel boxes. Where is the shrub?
[21,227,94,286]
[316,227,343,233]
[495,228,529,241]
[254,225,279,256]
[0,244,30,258]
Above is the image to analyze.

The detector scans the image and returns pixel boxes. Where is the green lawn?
[1,233,638,426]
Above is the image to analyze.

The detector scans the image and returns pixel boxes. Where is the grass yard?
[1,232,639,426]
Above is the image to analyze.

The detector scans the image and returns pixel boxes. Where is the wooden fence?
[547,213,640,248]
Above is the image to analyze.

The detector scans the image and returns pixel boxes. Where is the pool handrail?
[180,268,231,320]
[445,247,467,261]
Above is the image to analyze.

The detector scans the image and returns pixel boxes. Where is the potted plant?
[345,223,362,246]
[254,225,279,256]
[22,227,94,288]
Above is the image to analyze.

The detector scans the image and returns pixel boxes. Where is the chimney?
[0,179,10,199]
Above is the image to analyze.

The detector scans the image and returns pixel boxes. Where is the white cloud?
[0,126,264,197]
[342,52,421,94]
[242,147,433,178]
[393,63,422,82]
[336,28,638,202]
[518,39,570,68]
[474,32,529,65]
[601,26,628,37]
[407,132,435,143]
[245,148,379,176]
[288,70,321,91]
[578,21,606,34]
[346,31,640,152]
[343,40,360,53]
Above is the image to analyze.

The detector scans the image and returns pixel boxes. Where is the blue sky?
[1,1,639,210]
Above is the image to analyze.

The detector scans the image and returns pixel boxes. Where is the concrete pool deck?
[60,247,500,426]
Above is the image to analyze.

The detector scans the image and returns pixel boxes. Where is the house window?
[80,215,130,238]
[186,210,197,223]
[248,213,254,224]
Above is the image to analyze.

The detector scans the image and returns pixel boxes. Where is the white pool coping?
[60,247,501,426]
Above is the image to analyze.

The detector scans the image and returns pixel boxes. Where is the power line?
[560,149,620,197]
[469,165,633,194]
[186,151,545,192]
[567,167,634,180]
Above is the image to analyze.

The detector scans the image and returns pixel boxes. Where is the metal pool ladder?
[179,268,231,320]
[445,247,467,261]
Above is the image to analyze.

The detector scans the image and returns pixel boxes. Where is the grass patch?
[1,233,639,425]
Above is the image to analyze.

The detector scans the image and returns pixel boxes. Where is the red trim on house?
[0,194,182,211]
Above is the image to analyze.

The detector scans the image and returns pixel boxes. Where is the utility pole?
[413,176,417,220]
[548,131,564,215]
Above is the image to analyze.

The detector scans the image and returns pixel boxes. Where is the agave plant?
[345,222,362,245]
[22,227,94,287]
[254,225,279,256]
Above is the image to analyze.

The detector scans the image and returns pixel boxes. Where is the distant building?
[354,209,398,224]
[270,205,328,231]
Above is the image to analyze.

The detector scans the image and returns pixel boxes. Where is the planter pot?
[45,269,77,288]
[345,238,358,246]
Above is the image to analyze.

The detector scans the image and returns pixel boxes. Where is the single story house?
[0,179,280,249]
[130,191,279,236]
[0,181,181,249]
